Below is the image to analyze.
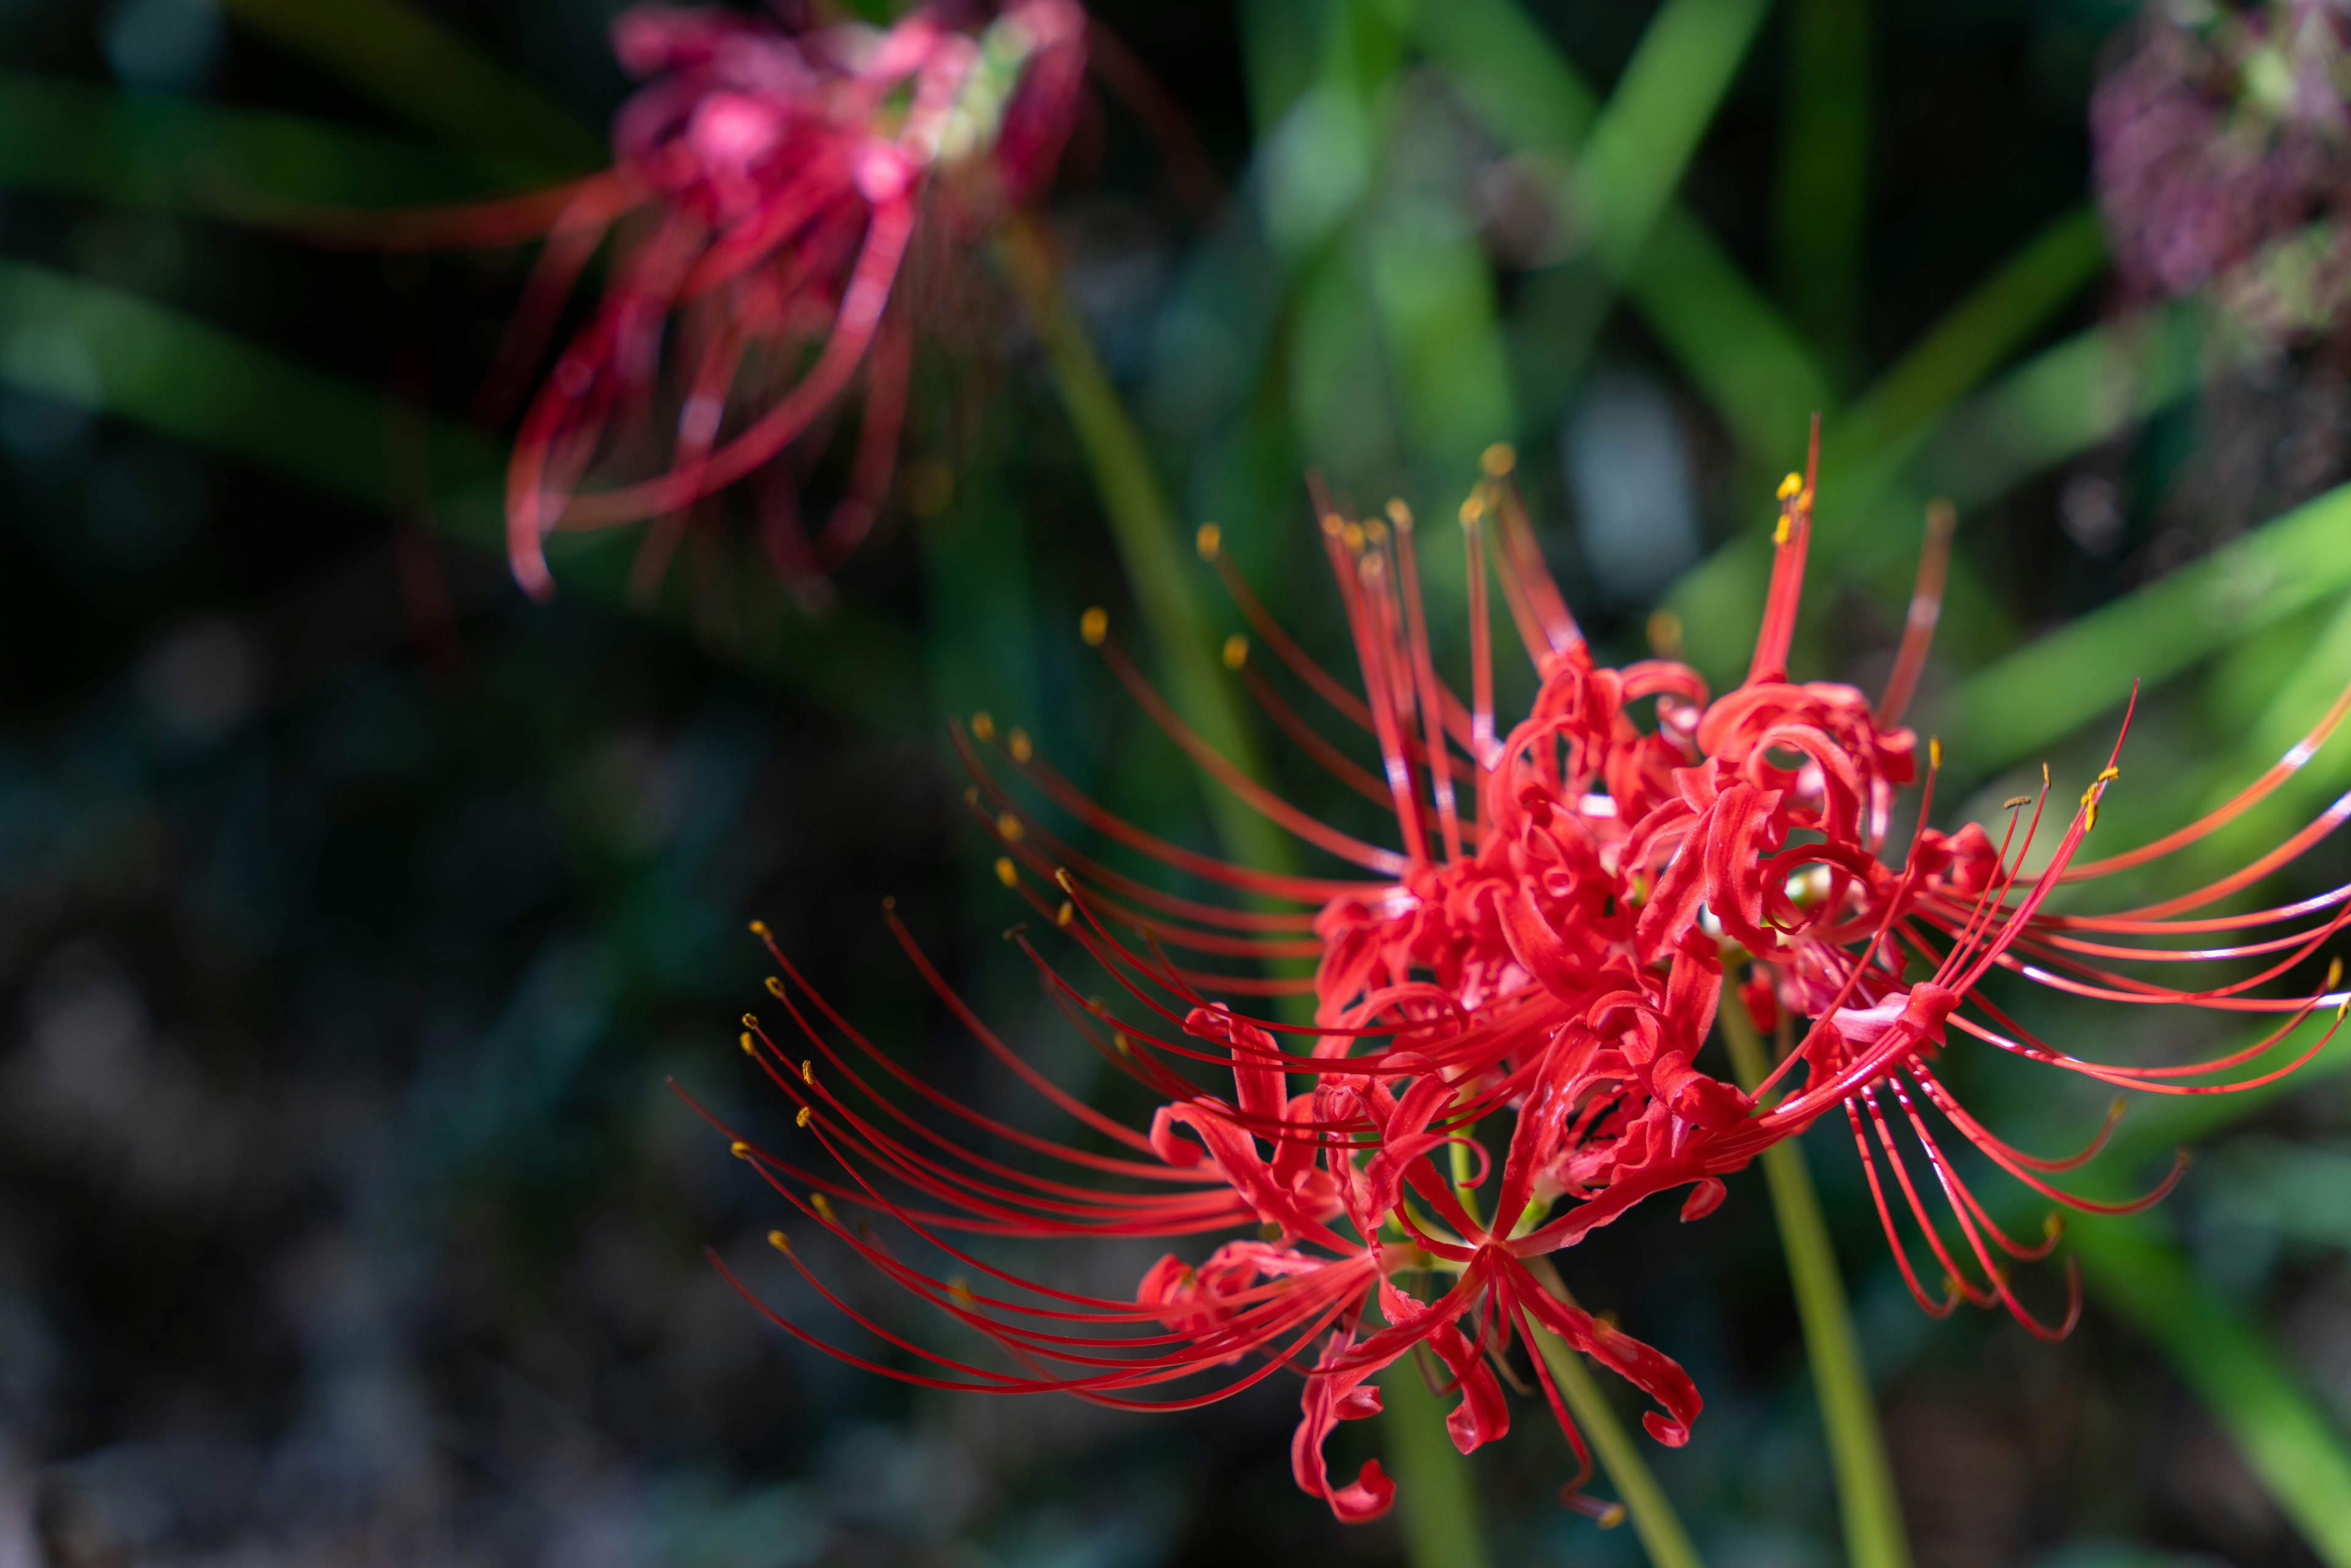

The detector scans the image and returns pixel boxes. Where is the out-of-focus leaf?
[1946,474,2351,773]
[993,220,1299,889]
[1632,206,1836,462]
[2184,590,2351,872]
[2203,1137,2351,1250]
[0,70,507,211]
[2071,1216,2351,1567]
[1408,0,1594,151]
[1775,0,1870,375]
[1842,207,2109,466]
[1415,0,1804,453]
[1978,1018,2351,1562]
[219,0,601,176]
[1912,301,2206,514]
[1668,300,2206,685]
[1577,0,1771,277]
[0,260,919,722]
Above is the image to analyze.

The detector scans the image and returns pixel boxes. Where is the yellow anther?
[971,711,996,742]
[765,975,786,999]
[1929,737,1942,771]
[994,856,1018,888]
[1341,522,1365,553]
[996,812,1023,842]
[881,894,897,911]
[2327,955,2343,991]
[1319,512,1344,538]
[740,1031,756,1055]
[1386,498,1412,529]
[1458,495,1483,526]
[1222,634,1248,670]
[730,1140,750,1158]
[1056,899,1073,927]
[1079,606,1108,646]
[1777,472,1804,501]
[1593,1502,1628,1530]
[1054,867,1076,891]
[2080,765,2120,831]
[2003,795,2033,810]
[948,1276,977,1305]
[1480,441,1516,476]
[748,918,769,936]
[810,1193,835,1223]
[801,1060,814,1083]
[768,1229,791,1255]
[1773,513,1791,546]
[795,1106,811,1127]
[741,1013,759,1029]
[1196,522,1221,560]
[1008,729,1033,763]
[1364,518,1388,546]
[1113,1032,1132,1055]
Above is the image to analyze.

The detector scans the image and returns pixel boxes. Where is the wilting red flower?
[687,430,2346,1522]
[2094,0,2351,335]
[399,1,1084,601]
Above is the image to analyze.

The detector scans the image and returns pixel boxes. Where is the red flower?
[694,431,2346,1522]
[405,2,1084,601]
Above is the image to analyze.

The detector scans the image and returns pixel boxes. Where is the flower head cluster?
[692,433,2348,1523]
[2094,0,2351,337]
[414,1,1084,601]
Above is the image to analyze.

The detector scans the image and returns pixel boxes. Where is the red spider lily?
[389,1,1084,602]
[693,429,2347,1522]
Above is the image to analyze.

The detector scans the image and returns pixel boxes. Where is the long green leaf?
[2072,1217,2351,1567]
[1840,207,2109,467]
[1947,475,2351,773]
[1985,1016,2351,1562]
[0,260,918,722]
[1578,0,1773,277]
[1774,0,1871,373]
[0,70,506,211]
[219,0,601,176]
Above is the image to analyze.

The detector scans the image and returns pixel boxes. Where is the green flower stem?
[1381,1364,1495,1568]
[993,210,1493,1568]
[991,213,1295,888]
[1523,1256,1707,1568]
[1717,993,1911,1568]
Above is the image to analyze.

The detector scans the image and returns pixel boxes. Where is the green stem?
[1718,993,1911,1568]
[1381,1364,1494,1568]
[1523,1257,1708,1568]
[991,214,1294,888]
[994,210,1494,1567]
